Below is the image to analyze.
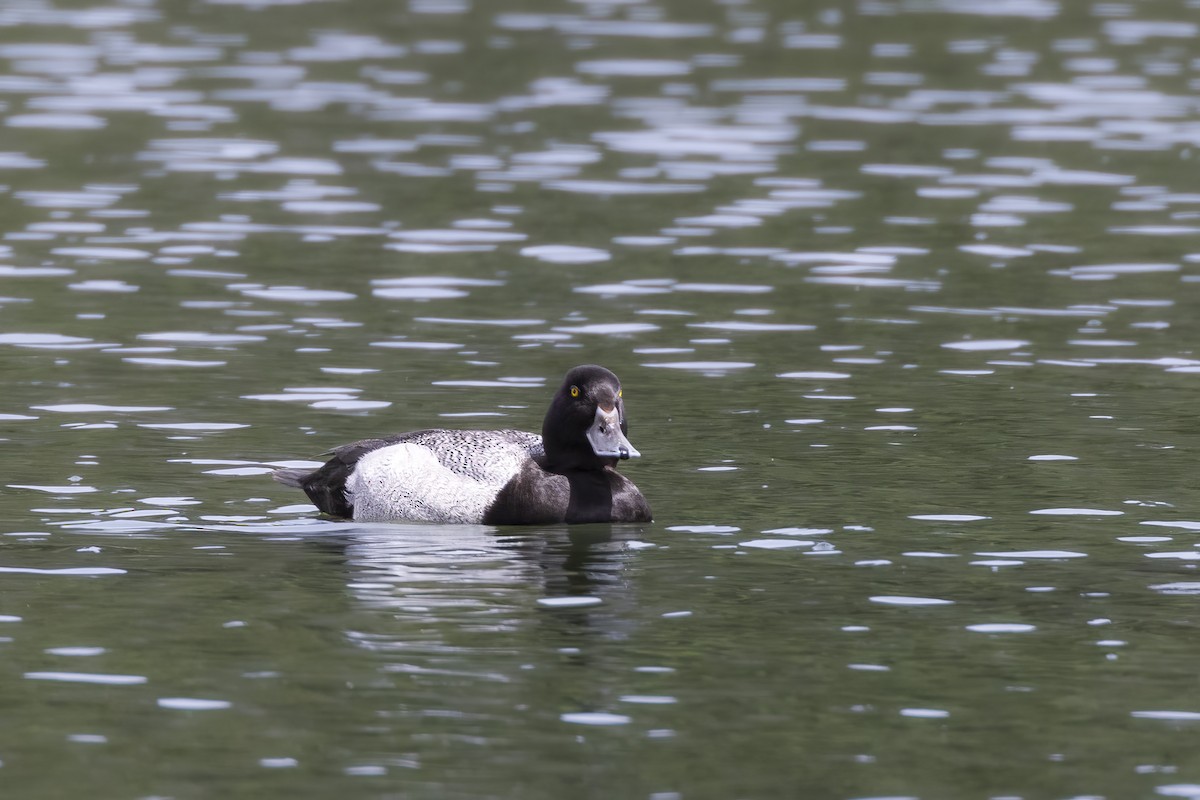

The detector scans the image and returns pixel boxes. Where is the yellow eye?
[570,385,580,398]
[618,389,622,398]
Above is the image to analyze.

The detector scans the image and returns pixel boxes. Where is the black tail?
[272,468,311,489]
[272,462,355,518]
[272,438,395,519]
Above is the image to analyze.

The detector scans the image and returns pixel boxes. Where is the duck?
[273,364,652,525]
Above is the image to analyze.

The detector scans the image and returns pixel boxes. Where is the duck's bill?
[586,406,641,460]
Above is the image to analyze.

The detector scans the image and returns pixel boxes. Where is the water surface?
[3,0,1200,797]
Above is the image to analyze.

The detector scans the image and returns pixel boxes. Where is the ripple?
[942,339,1030,351]
[236,286,356,302]
[643,361,755,371]
[283,200,381,214]
[966,623,1037,633]
[244,392,357,403]
[495,16,713,38]
[33,403,171,413]
[25,671,144,684]
[1052,262,1178,279]
[373,286,467,300]
[960,244,1033,258]
[909,514,990,522]
[576,59,691,77]
[808,140,866,152]
[555,323,659,335]
[1035,169,1133,186]
[10,484,97,494]
[739,539,811,550]
[862,164,953,178]
[575,282,672,296]
[417,317,543,327]
[123,358,227,368]
[333,138,418,154]
[44,646,104,656]
[371,340,462,350]
[8,113,106,129]
[0,266,75,277]
[205,466,274,476]
[667,525,740,534]
[674,283,773,294]
[900,708,950,719]
[870,596,954,606]
[1029,508,1123,517]
[807,276,940,290]
[69,280,138,293]
[560,712,631,726]
[520,245,611,264]
[975,550,1087,558]
[0,333,96,348]
[15,190,122,209]
[691,322,814,332]
[138,423,249,431]
[545,180,704,195]
[714,77,845,92]
[0,152,45,169]
[619,695,678,705]
[537,596,603,608]
[1111,226,1200,237]
[1141,521,1200,531]
[157,698,232,710]
[763,527,833,536]
[385,242,490,255]
[389,229,526,243]
[1149,583,1200,596]
[980,195,1072,214]
[311,399,390,410]
[1131,710,1200,721]
[778,371,850,380]
[52,247,151,260]
[139,332,267,344]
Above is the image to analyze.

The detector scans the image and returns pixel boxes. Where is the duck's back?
[295,429,543,523]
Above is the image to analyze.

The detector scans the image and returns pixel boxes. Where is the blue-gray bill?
[585,406,640,460]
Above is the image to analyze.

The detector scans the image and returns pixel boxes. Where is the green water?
[2,0,1200,797]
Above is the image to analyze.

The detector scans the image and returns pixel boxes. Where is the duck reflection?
[329,523,646,655]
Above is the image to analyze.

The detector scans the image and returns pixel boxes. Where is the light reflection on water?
[4,0,1200,796]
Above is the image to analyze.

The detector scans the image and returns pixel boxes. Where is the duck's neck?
[563,468,615,524]
[538,438,616,473]
[535,452,617,523]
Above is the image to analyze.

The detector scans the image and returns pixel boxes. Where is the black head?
[542,364,640,471]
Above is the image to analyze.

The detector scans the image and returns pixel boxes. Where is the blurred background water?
[2,0,1200,797]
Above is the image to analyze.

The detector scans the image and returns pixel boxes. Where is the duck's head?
[542,364,640,470]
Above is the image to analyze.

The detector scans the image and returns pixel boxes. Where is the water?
[3,0,1200,796]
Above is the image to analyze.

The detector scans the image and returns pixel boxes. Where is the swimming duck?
[273,364,651,525]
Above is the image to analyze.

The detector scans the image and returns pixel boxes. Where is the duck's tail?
[272,468,311,489]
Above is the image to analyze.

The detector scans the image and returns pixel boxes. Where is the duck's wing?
[342,429,543,523]
[389,429,542,480]
[276,429,537,481]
